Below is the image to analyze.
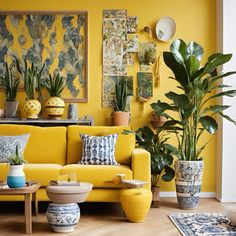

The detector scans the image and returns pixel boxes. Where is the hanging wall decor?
[103,75,133,107]
[127,16,138,34]
[103,10,127,76]
[103,10,127,18]
[0,11,88,103]
[138,42,157,71]
[137,72,153,100]
[127,34,138,53]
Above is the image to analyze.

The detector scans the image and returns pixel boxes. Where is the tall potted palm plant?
[0,60,21,118]
[151,39,236,209]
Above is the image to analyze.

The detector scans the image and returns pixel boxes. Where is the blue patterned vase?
[67,103,78,120]
[174,160,204,210]
[46,203,80,233]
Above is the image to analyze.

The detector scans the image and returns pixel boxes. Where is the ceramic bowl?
[224,205,236,225]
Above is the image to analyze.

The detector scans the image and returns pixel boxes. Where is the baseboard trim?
[160,191,216,198]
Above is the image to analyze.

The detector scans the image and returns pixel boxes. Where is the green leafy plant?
[112,77,128,112]
[151,39,236,161]
[7,145,27,165]
[135,126,176,187]
[15,58,45,100]
[43,73,65,97]
[0,60,21,101]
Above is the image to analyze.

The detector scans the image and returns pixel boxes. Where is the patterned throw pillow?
[0,134,30,163]
[78,133,119,165]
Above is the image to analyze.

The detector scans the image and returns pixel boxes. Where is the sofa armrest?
[131,148,151,189]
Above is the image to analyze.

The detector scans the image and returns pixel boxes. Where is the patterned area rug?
[169,213,236,236]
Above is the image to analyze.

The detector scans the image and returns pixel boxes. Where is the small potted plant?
[7,145,27,188]
[135,126,176,207]
[43,72,66,119]
[112,77,130,126]
[0,60,21,118]
[16,59,45,119]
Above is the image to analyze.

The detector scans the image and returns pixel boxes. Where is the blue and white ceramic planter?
[46,203,80,233]
[174,160,204,210]
[7,165,25,188]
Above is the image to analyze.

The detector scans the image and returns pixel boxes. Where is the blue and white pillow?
[0,134,30,163]
[78,133,119,165]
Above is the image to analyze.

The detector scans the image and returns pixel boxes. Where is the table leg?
[32,192,38,216]
[25,193,32,234]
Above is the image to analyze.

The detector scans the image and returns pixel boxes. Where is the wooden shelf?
[0,118,92,127]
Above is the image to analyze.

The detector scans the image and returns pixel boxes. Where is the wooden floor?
[0,198,225,236]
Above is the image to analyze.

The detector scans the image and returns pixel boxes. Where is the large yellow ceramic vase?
[120,188,152,223]
[24,99,41,119]
[45,97,65,119]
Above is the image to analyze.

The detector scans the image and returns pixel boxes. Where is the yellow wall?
[0,0,216,192]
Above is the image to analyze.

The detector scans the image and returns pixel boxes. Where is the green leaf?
[185,55,200,79]
[163,52,189,90]
[199,116,218,134]
[165,92,191,111]
[170,39,187,64]
[202,105,231,115]
[161,166,175,182]
[186,41,204,61]
[208,90,236,100]
[219,112,236,125]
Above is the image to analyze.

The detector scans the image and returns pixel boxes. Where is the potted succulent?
[135,126,176,207]
[0,60,21,118]
[151,39,236,209]
[112,77,130,126]
[7,145,27,188]
[16,59,45,119]
[43,72,66,119]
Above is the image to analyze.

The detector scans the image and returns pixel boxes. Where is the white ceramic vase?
[7,165,25,188]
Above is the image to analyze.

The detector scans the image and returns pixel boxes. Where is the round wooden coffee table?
[46,182,93,233]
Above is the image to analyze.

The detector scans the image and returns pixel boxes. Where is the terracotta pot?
[151,186,160,208]
[5,101,19,118]
[113,112,130,126]
[24,99,41,119]
[45,97,65,119]
[151,113,167,128]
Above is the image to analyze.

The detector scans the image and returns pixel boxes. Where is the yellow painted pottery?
[45,97,65,119]
[24,99,41,119]
[120,188,152,223]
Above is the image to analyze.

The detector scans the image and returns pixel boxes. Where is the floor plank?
[0,198,225,236]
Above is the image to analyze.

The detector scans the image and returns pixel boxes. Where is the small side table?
[0,183,41,234]
[46,182,93,233]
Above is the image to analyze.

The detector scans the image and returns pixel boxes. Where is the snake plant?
[15,58,45,100]
[43,73,65,97]
[0,60,21,101]
[151,39,236,161]
[112,77,128,112]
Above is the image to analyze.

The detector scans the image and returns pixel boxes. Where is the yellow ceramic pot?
[120,188,152,223]
[45,97,65,119]
[24,99,41,119]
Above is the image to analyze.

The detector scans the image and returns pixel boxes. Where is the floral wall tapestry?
[0,11,88,102]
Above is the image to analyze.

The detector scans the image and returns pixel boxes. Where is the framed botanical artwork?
[0,11,88,103]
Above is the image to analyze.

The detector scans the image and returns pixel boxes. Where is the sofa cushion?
[67,126,135,165]
[0,134,30,163]
[0,125,67,165]
[60,164,133,188]
[24,164,62,187]
[79,133,119,165]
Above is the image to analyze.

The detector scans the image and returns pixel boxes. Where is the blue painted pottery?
[46,203,80,233]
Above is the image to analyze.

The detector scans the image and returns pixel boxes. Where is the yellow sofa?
[0,124,151,202]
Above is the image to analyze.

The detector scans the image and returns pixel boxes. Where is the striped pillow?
[78,133,119,165]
